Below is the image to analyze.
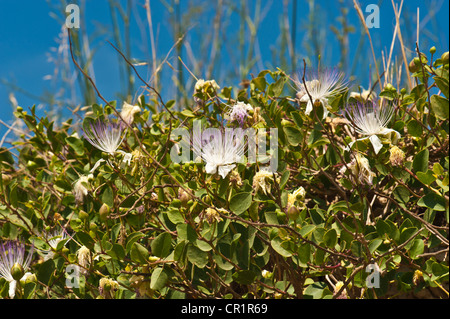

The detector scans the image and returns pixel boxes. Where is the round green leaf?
[229,192,252,215]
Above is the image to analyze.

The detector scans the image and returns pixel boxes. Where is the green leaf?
[180,109,195,117]
[101,185,114,207]
[76,231,95,250]
[283,126,303,146]
[418,192,447,211]
[186,244,208,268]
[406,119,423,137]
[298,243,311,266]
[413,149,429,173]
[176,223,197,242]
[252,76,267,91]
[416,170,436,185]
[107,243,125,260]
[430,95,449,120]
[270,236,292,257]
[150,267,168,290]
[65,136,85,156]
[166,208,185,224]
[125,231,145,253]
[434,76,449,99]
[291,111,303,127]
[409,239,424,259]
[151,232,172,258]
[213,254,234,271]
[369,238,383,254]
[323,229,337,248]
[232,270,256,285]
[130,242,150,263]
[299,225,315,238]
[229,192,252,215]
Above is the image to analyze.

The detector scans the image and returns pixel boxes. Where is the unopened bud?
[99,203,110,221]
[286,205,300,221]
[178,189,190,206]
[11,262,24,281]
[409,59,419,73]
[441,51,449,63]
[429,46,436,55]
[1,174,12,185]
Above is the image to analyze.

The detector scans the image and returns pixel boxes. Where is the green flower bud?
[409,59,419,73]
[99,203,110,222]
[286,205,300,220]
[178,189,190,206]
[384,83,395,91]
[441,51,449,63]
[89,222,97,232]
[16,106,23,112]
[429,46,436,55]
[1,174,12,185]
[11,262,24,281]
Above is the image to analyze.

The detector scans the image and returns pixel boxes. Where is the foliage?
[0,40,449,299]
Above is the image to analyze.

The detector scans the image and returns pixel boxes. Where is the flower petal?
[218,164,235,179]
[369,134,383,154]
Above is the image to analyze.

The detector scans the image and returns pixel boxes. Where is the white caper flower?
[193,128,246,179]
[120,102,141,125]
[0,241,34,298]
[294,68,347,119]
[344,99,400,155]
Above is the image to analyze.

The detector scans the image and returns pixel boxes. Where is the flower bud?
[408,59,419,73]
[178,189,190,206]
[89,222,97,232]
[1,174,12,185]
[441,51,449,64]
[286,205,300,221]
[11,262,25,281]
[384,83,395,91]
[99,203,110,221]
[429,46,436,55]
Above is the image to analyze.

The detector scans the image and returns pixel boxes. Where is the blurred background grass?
[0,0,448,144]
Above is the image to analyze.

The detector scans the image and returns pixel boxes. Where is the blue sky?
[0,0,448,140]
